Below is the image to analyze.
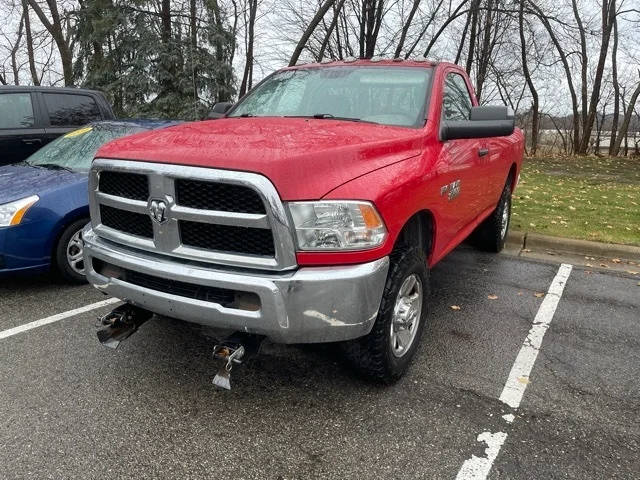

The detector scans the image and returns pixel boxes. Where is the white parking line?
[0,298,120,340]
[455,263,573,480]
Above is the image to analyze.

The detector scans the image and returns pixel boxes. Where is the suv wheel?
[342,247,429,383]
[55,219,89,284]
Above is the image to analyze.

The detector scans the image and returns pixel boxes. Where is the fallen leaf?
[523,248,532,253]
[517,291,523,296]
[586,263,593,267]
[612,258,621,263]
[517,376,530,384]
[487,295,498,300]
[627,271,639,275]
[534,292,545,298]
[600,263,609,268]
[450,305,461,311]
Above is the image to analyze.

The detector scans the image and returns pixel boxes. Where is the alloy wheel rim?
[390,274,423,358]
[501,197,510,239]
[66,230,85,276]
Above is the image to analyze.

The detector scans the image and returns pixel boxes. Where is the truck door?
[437,72,482,233]
[0,91,46,165]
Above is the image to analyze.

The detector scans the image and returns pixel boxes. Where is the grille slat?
[180,220,275,256]
[176,179,266,214]
[99,171,149,201]
[100,205,153,238]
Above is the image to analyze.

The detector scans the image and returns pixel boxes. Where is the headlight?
[0,195,39,227]
[287,201,387,251]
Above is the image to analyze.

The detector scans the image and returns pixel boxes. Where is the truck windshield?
[229,66,432,128]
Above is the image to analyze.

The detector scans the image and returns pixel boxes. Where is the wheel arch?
[508,163,518,191]
[48,207,90,264]
[392,210,435,260]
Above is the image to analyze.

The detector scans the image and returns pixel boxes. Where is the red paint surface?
[96,61,524,267]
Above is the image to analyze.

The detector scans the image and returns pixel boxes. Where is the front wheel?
[54,219,89,284]
[342,247,429,383]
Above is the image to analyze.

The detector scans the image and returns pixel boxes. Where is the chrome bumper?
[83,228,389,344]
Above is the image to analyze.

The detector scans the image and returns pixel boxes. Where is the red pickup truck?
[84,59,524,384]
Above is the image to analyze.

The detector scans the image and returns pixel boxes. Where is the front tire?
[342,247,429,383]
[54,219,89,284]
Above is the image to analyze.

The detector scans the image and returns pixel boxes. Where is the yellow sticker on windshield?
[64,126,93,138]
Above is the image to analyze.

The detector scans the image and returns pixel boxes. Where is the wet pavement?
[1,246,638,479]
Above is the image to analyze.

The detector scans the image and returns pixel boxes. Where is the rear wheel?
[342,247,429,383]
[473,180,512,253]
[55,219,89,284]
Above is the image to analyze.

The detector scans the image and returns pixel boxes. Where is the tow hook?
[212,334,264,390]
[96,304,153,349]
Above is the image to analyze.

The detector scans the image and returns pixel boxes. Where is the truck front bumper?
[83,228,389,344]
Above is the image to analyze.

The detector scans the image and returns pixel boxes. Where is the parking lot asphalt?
[1,246,638,479]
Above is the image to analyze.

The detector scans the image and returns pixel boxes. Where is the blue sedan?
[0,120,176,282]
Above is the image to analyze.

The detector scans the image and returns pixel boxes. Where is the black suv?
[0,86,115,165]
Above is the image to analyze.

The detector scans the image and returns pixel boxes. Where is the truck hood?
[96,118,424,199]
[0,165,86,205]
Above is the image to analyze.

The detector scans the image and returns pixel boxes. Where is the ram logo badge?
[440,180,461,201]
[149,199,168,224]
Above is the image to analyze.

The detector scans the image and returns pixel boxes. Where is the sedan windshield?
[229,66,432,128]
[23,124,145,173]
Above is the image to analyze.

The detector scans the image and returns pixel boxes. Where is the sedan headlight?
[0,195,39,227]
[287,201,387,251]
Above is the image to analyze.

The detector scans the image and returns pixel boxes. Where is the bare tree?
[289,0,336,66]
[611,70,640,156]
[26,0,74,85]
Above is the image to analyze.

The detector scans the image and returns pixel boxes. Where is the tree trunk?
[394,0,421,58]
[611,75,640,156]
[22,1,39,85]
[11,13,25,84]
[319,0,346,61]
[609,16,620,155]
[465,0,480,74]
[289,0,336,66]
[239,0,257,96]
[578,0,616,154]
[27,0,73,85]
[519,0,538,155]
[529,1,580,153]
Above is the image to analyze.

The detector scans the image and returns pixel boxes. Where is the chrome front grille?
[89,159,297,271]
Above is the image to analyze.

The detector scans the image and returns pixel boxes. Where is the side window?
[43,93,101,127]
[442,73,473,121]
[0,93,35,129]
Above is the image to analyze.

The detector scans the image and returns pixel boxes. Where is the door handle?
[22,138,43,145]
[478,148,489,157]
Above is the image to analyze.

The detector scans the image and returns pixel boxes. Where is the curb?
[506,231,640,262]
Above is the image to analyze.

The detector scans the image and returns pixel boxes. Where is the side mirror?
[207,102,234,119]
[441,105,515,141]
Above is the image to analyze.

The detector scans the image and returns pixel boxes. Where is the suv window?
[442,73,473,121]
[44,93,101,127]
[0,93,35,129]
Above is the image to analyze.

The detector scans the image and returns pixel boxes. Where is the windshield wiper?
[285,114,378,124]
[33,163,73,172]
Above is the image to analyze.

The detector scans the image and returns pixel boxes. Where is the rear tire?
[342,247,429,383]
[55,219,89,284]
[473,181,512,253]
